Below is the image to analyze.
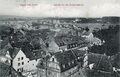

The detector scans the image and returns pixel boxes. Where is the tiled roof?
[0,62,10,77]
[54,35,86,47]
[21,43,45,60]
[1,37,10,49]
[87,53,113,72]
[54,49,86,72]
[9,47,20,59]
[0,62,24,77]
[29,49,46,60]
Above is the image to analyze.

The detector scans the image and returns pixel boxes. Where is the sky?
[0,0,120,17]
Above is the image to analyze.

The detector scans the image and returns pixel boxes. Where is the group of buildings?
[0,16,119,77]
[0,24,98,77]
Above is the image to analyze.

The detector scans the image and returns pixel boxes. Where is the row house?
[48,35,88,53]
[37,49,86,77]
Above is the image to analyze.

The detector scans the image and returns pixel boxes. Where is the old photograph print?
[0,0,120,77]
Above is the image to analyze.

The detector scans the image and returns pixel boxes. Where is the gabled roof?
[53,49,86,72]
[1,37,10,49]
[54,36,66,46]
[0,62,11,77]
[9,48,20,59]
[87,53,113,72]
[54,35,86,47]
[28,49,46,60]
[21,43,45,60]
[0,62,24,77]
[3,42,13,50]
[0,46,19,59]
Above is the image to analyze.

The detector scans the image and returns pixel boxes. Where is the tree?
[89,25,119,56]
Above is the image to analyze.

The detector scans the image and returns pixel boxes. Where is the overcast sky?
[0,0,120,17]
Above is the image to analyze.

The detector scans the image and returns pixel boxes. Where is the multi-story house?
[48,35,88,53]
[4,47,46,75]
[37,49,86,77]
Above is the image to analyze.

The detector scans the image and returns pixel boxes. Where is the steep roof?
[54,49,86,72]
[87,53,113,72]
[0,62,10,77]
[21,43,45,60]
[0,46,19,59]
[1,37,10,49]
[54,35,86,47]
[28,49,46,60]
[37,49,85,72]
[9,48,20,59]
[0,62,24,77]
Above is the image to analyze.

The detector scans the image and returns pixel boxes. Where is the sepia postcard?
[0,0,119,77]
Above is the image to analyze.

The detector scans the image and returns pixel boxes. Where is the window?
[52,58,54,62]
[18,63,20,66]
[21,57,23,60]
[63,65,65,68]
[22,62,24,65]
[18,58,20,61]
[28,61,29,63]
[21,68,23,72]
[17,69,19,71]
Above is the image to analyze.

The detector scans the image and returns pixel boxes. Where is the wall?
[13,50,39,72]
[49,41,59,52]
[13,50,29,72]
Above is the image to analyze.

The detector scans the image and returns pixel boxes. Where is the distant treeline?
[88,25,119,56]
